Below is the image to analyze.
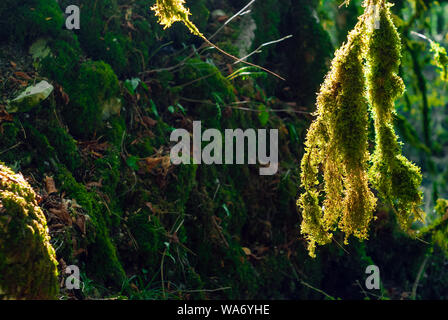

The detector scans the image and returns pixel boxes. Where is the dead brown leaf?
[86,179,103,189]
[0,108,13,123]
[217,15,229,23]
[142,116,157,127]
[49,204,72,226]
[140,155,171,174]
[75,215,86,234]
[73,248,86,256]
[14,71,32,80]
[54,83,70,105]
[145,202,155,213]
[44,176,58,194]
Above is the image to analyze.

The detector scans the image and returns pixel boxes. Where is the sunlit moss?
[298,15,376,257]
[429,40,448,82]
[366,0,424,231]
[0,164,59,299]
[151,0,202,36]
[298,0,424,257]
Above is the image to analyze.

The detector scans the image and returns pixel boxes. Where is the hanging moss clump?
[0,164,59,299]
[366,0,424,231]
[428,38,448,82]
[298,14,376,258]
[298,0,424,258]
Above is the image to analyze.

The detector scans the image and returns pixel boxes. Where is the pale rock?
[102,97,122,120]
[8,80,54,113]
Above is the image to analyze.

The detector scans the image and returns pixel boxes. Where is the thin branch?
[200,37,286,80]
[178,287,232,293]
[0,142,22,156]
[300,279,336,300]
[332,237,351,255]
[355,280,384,299]
[209,0,257,41]
[140,45,201,75]
[236,34,293,63]
[179,97,312,114]
[411,254,430,300]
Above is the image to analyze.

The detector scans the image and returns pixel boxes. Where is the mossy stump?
[0,164,59,299]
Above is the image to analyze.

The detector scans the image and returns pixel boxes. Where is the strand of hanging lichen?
[298,10,376,257]
[366,0,425,231]
[150,0,285,80]
[298,0,425,257]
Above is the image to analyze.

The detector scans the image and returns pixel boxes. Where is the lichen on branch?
[151,0,202,36]
[150,0,285,80]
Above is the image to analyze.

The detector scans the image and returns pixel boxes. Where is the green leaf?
[149,99,159,118]
[287,123,299,142]
[258,104,269,126]
[124,78,141,95]
[222,203,231,217]
[176,103,186,114]
[126,156,140,171]
[140,81,149,92]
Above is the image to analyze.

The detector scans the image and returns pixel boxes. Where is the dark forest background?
[0,0,447,299]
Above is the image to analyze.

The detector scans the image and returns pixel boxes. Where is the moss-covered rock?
[63,60,121,138]
[56,167,126,287]
[0,164,59,299]
[0,0,64,45]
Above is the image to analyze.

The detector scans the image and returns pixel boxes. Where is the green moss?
[178,58,236,103]
[252,0,333,104]
[222,243,259,298]
[188,0,210,32]
[0,123,19,147]
[103,116,126,148]
[95,149,121,194]
[126,212,164,274]
[45,125,80,172]
[429,39,448,82]
[0,122,21,165]
[100,33,131,76]
[127,137,154,158]
[420,199,448,255]
[0,0,64,45]
[24,123,58,171]
[252,0,282,64]
[63,60,120,138]
[167,164,198,209]
[56,167,126,286]
[0,164,59,299]
[298,16,375,257]
[41,37,82,85]
[367,1,424,230]
[73,0,161,77]
[298,1,424,258]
